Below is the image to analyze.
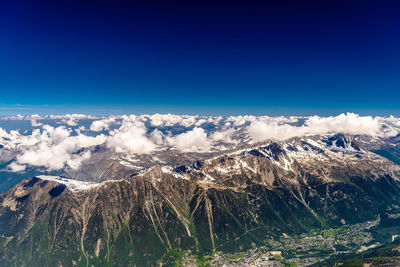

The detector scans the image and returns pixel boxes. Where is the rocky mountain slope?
[1,134,400,266]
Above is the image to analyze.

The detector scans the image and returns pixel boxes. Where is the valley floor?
[174,214,400,266]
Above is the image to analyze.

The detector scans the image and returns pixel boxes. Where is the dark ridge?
[191,160,203,170]
[263,142,286,155]
[386,133,400,144]
[73,147,85,155]
[261,143,286,161]
[39,180,48,187]
[174,165,188,174]
[93,145,102,153]
[129,172,140,177]
[286,144,298,152]
[16,194,30,202]
[34,203,48,219]
[324,134,362,152]
[336,136,361,151]
[335,137,346,148]
[247,149,266,157]
[324,133,345,146]
[48,184,67,197]
[301,141,324,154]
[323,135,337,146]
[352,143,362,151]
[23,177,41,189]
[350,139,362,151]
[371,149,400,165]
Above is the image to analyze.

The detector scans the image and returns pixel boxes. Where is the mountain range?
[2,133,400,266]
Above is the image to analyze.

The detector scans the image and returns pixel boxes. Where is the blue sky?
[0,1,399,115]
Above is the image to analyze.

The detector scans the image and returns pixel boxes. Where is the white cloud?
[106,120,156,154]
[149,129,165,145]
[226,115,256,126]
[173,127,210,151]
[49,114,96,120]
[247,113,386,142]
[67,150,91,170]
[8,162,26,172]
[305,113,381,136]
[208,116,223,124]
[210,128,237,143]
[147,113,200,128]
[0,127,8,138]
[90,118,116,131]
[66,119,78,126]
[194,119,207,126]
[30,119,43,127]
[247,120,305,142]
[8,125,106,171]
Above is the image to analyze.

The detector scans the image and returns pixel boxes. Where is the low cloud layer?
[247,113,382,142]
[5,125,106,171]
[0,113,399,171]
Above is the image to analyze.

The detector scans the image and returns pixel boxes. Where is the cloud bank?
[247,113,382,142]
[0,113,399,171]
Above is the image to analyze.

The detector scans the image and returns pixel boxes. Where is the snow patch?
[36,175,100,192]
[161,166,189,180]
[215,166,229,174]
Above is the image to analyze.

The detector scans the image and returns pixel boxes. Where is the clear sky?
[1,0,399,115]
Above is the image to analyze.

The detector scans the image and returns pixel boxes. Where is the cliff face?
[1,135,400,266]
